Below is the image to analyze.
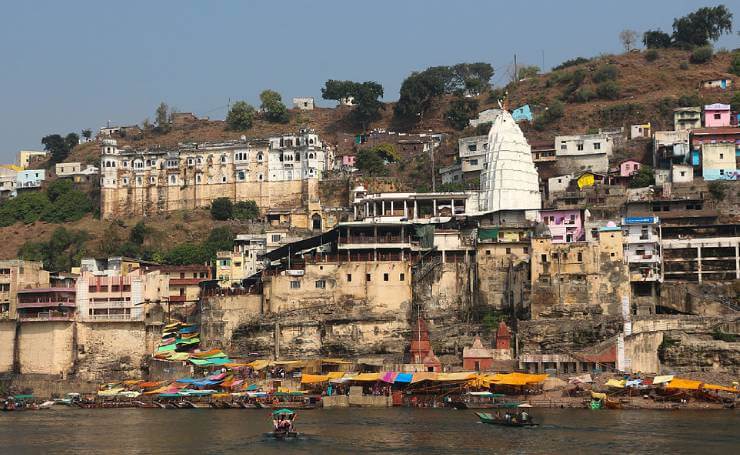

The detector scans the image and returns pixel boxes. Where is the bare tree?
[619,29,638,51]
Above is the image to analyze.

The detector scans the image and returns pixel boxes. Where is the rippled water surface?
[1,407,738,454]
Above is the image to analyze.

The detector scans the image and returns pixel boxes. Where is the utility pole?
[513,53,517,84]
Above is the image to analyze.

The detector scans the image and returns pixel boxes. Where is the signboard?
[623,217,655,225]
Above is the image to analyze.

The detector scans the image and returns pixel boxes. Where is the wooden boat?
[475,412,538,427]
[271,408,299,438]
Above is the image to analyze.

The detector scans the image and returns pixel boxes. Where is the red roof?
[691,127,740,135]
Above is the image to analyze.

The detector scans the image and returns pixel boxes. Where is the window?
[577,252,582,262]
[383,273,389,282]
[169,175,177,185]
[577,143,584,151]
[196,174,202,184]
[237,171,245,181]
[560,144,567,150]
[315,279,326,289]
[399,273,405,281]
[290,281,301,289]
[271,234,281,242]
[346,274,352,282]
[719,153,724,159]
[505,247,511,254]
[257,153,264,162]
[366,273,371,282]
[523,247,529,254]
[187,158,194,166]
[469,159,478,166]
[714,113,721,119]
[222,176,227,183]
[593,142,601,150]
[220,155,227,163]
[541,254,547,263]
[680,171,686,177]
[122,177,129,185]
[486,250,491,255]
[468,144,477,152]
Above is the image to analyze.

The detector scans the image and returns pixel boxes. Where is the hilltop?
[6,47,738,262]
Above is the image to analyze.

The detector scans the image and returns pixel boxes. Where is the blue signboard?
[623,217,655,225]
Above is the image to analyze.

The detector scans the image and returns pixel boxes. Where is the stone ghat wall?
[0,321,16,372]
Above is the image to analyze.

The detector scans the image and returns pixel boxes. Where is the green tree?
[81,129,93,140]
[592,64,619,83]
[643,30,672,48]
[630,165,655,188]
[729,52,740,76]
[210,197,234,220]
[355,149,388,176]
[552,57,589,71]
[445,96,479,130]
[450,62,494,93]
[370,144,400,163]
[394,68,448,122]
[596,81,621,100]
[65,133,79,152]
[689,46,713,63]
[535,101,564,128]
[46,179,73,202]
[203,226,235,257]
[155,102,170,131]
[672,5,733,47]
[321,80,384,129]
[164,243,209,265]
[259,89,289,123]
[517,65,540,80]
[233,200,259,221]
[41,189,92,223]
[19,227,89,272]
[129,221,147,245]
[226,101,256,130]
[41,134,70,163]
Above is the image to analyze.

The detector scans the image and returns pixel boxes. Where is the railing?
[88,300,130,308]
[17,298,75,306]
[86,314,141,321]
[340,235,410,244]
[19,312,74,322]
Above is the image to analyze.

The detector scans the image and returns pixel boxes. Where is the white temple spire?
[478,110,541,213]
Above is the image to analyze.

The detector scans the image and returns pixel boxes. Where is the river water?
[1,408,738,454]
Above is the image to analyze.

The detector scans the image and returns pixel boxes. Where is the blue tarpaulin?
[175,378,199,384]
[395,373,413,383]
[511,104,533,122]
[179,326,199,334]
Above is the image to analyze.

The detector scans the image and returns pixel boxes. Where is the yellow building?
[0,260,50,319]
[17,150,48,169]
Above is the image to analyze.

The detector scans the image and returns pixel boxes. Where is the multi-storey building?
[100,129,333,220]
[458,135,488,179]
[673,107,701,131]
[554,133,612,175]
[622,216,662,314]
[76,259,168,321]
[0,260,50,320]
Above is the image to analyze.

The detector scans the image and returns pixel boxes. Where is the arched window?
[257,153,264,162]
[196,174,202,184]
[170,175,177,185]
[221,175,227,183]
[308,153,314,159]
[220,155,227,164]
[258,173,264,181]
[237,171,245,181]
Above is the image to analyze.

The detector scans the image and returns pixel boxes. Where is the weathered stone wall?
[624,331,664,374]
[659,332,740,374]
[18,322,75,375]
[102,178,316,219]
[200,293,263,351]
[0,321,15,372]
[531,234,629,318]
[518,317,622,355]
[75,322,152,381]
[659,281,739,316]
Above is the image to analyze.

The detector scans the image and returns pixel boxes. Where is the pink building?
[340,155,356,167]
[537,209,584,243]
[619,159,641,177]
[704,103,731,128]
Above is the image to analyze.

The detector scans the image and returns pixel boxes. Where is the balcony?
[170,278,202,286]
[88,300,130,308]
[19,311,75,322]
[86,313,142,322]
[17,298,76,309]
[627,254,661,264]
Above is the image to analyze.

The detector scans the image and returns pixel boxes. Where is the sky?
[0,0,738,161]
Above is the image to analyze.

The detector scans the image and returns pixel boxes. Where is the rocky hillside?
[6,48,737,262]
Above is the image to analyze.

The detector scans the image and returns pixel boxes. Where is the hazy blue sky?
[0,0,737,161]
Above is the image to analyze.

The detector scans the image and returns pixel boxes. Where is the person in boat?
[521,411,529,422]
[504,412,511,422]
